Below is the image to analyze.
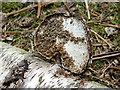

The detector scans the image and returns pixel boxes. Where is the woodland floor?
[0,1,120,88]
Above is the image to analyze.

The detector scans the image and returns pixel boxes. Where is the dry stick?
[95,34,100,42]
[99,23,120,28]
[10,35,23,45]
[90,12,98,17]
[87,21,120,28]
[100,63,113,78]
[110,66,120,71]
[88,67,98,74]
[92,43,107,47]
[37,0,41,18]
[90,29,112,47]
[63,0,71,13]
[30,40,35,52]
[89,8,101,16]
[0,30,34,34]
[7,2,53,16]
[92,51,120,60]
[84,0,90,19]
[7,4,38,16]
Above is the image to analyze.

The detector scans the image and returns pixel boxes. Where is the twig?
[92,51,120,60]
[30,40,34,52]
[37,0,41,18]
[88,67,98,74]
[90,12,98,17]
[89,8,101,16]
[7,2,53,16]
[84,0,90,19]
[0,30,34,34]
[10,35,23,45]
[110,66,120,71]
[7,4,38,16]
[100,63,113,78]
[90,29,112,47]
[92,43,107,46]
[99,23,120,28]
[87,21,120,28]
[63,0,71,13]
[95,34,100,42]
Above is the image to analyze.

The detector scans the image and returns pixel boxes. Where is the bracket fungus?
[35,13,91,74]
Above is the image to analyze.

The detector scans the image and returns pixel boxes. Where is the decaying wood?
[0,42,108,88]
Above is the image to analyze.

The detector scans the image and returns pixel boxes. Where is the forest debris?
[92,23,120,28]
[7,4,38,16]
[95,34,100,42]
[0,30,34,34]
[86,75,117,88]
[89,8,101,16]
[84,0,90,19]
[10,36,23,45]
[63,1,72,13]
[7,2,53,16]
[110,66,120,71]
[92,43,107,47]
[99,23,120,28]
[37,0,41,18]
[30,40,34,52]
[90,29,112,47]
[100,63,113,78]
[87,21,120,29]
[105,27,116,36]
[92,51,120,60]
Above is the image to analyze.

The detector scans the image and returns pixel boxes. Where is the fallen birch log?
[0,42,108,88]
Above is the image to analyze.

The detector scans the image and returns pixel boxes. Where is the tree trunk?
[0,42,108,88]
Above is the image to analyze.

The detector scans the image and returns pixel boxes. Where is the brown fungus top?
[35,14,91,74]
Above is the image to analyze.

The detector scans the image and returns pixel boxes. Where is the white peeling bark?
[0,42,108,88]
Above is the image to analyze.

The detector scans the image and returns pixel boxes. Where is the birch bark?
[0,42,107,88]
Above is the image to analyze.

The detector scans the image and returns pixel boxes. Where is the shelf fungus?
[35,13,91,74]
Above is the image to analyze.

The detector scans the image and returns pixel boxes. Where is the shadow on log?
[0,42,108,88]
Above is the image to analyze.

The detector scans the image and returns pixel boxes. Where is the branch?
[0,42,108,88]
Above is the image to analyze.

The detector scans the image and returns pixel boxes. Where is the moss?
[54,2,63,7]
[89,24,106,37]
[76,2,83,6]
[114,42,118,48]
[20,11,31,17]
[40,18,44,21]
[50,9,54,14]
[2,2,23,13]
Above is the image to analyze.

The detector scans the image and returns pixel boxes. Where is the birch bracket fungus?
[35,13,91,74]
